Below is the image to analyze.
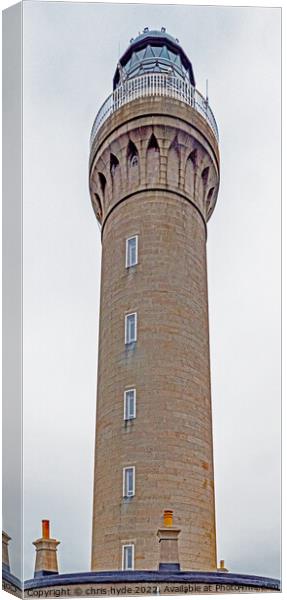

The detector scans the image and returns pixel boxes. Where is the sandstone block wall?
[89,96,220,572]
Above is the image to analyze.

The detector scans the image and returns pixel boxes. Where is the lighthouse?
[89,28,220,572]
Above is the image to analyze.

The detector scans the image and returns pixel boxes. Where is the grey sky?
[8,0,281,582]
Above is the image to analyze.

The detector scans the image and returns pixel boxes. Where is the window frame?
[122,543,134,571]
[130,155,138,167]
[125,235,138,268]
[123,466,135,498]
[125,312,137,344]
[124,388,137,420]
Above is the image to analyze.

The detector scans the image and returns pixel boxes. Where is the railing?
[90,73,219,148]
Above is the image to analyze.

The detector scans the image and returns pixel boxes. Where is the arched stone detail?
[91,192,103,225]
[93,150,112,210]
[146,133,160,184]
[201,166,210,186]
[167,137,180,188]
[127,140,140,188]
[98,172,107,199]
[203,163,219,219]
[90,110,220,223]
[195,157,211,211]
[185,149,198,199]
[110,153,119,175]
[110,153,121,197]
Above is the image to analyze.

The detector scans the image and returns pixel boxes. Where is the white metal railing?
[90,73,219,148]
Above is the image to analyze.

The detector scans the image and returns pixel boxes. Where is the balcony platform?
[90,73,218,149]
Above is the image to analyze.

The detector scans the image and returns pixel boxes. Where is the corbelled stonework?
[89,97,219,228]
[89,92,220,572]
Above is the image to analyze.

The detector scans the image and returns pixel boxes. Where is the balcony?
[90,73,219,148]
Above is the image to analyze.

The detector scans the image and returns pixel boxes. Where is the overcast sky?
[6,1,282,582]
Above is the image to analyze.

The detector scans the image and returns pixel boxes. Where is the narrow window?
[126,235,138,268]
[127,140,139,186]
[98,172,106,195]
[147,134,160,184]
[207,187,215,202]
[201,166,209,185]
[123,466,135,497]
[188,149,197,168]
[124,389,136,420]
[122,544,134,570]
[130,155,138,167]
[127,140,139,166]
[110,153,119,176]
[125,313,137,344]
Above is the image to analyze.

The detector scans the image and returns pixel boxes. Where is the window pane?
[130,238,136,264]
[124,546,133,570]
[129,316,134,340]
[136,48,145,60]
[128,392,134,417]
[125,313,137,344]
[160,46,169,60]
[130,52,139,67]
[125,389,135,420]
[127,468,133,493]
[152,46,161,57]
[127,316,131,340]
[127,236,137,267]
[144,45,154,59]
[126,313,136,342]
[126,547,132,569]
[123,467,134,496]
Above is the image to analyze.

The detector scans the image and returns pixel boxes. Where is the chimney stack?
[33,520,60,578]
[2,531,11,573]
[157,510,181,572]
[218,559,229,572]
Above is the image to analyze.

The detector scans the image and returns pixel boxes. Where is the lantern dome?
[113,28,195,90]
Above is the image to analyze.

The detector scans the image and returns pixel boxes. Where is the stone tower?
[89,29,220,572]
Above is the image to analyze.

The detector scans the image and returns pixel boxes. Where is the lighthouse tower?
[89,28,220,573]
